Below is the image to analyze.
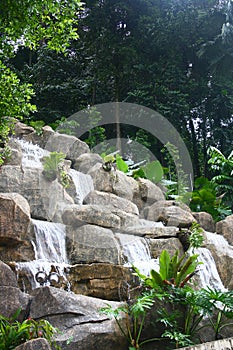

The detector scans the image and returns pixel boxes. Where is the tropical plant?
[208,146,233,209]
[134,250,201,290]
[0,310,60,350]
[42,152,70,188]
[101,292,160,350]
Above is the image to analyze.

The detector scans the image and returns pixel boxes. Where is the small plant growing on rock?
[42,151,70,188]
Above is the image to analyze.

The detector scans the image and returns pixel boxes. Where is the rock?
[69,263,133,300]
[193,212,215,232]
[122,224,178,238]
[0,286,31,319]
[216,215,233,245]
[45,132,90,162]
[204,231,233,289]
[22,125,55,149]
[138,178,165,207]
[14,121,34,137]
[73,153,103,173]
[0,193,31,244]
[29,287,127,350]
[149,237,184,259]
[84,190,139,215]
[0,260,18,287]
[88,163,138,201]
[62,204,121,228]
[0,166,74,222]
[177,337,233,350]
[145,200,196,228]
[14,339,52,350]
[66,224,121,264]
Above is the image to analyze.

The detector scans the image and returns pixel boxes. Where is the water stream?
[15,138,46,168]
[16,220,70,291]
[115,233,159,276]
[195,247,227,291]
[68,168,94,204]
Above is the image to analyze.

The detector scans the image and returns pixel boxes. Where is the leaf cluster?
[0,310,60,350]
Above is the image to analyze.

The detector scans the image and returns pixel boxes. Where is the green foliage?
[208,146,233,209]
[188,222,205,252]
[29,120,45,136]
[42,152,70,188]
[0,311,60,350]
[141,160,164,184]
[134,250,201,290]
[101,246,233,350]
[0,1,83,54]
[101,292,159,350]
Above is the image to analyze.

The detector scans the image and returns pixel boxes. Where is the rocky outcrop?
[14,339,52,350]
[216,214,233,245]
[66,224,121,264]
[145,200,196,227]
[45,132,90,161]
[88,163,139,201]
[84,190,139,215]
[73,153,103,173]
[0,166,74,222]
[0,193,31,244]
[69,263,133,300]
[0,261,31,319]
[193,212,215,232]
[30,287,127,350]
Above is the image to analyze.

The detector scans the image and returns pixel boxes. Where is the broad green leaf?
[142,160,164,183]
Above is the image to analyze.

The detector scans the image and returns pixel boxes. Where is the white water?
[195,247,226,291]
[116,233,159,276]
[69,168,94,204]
[205,231,233,258]
[15,139,46,168]
[16,220,70,291]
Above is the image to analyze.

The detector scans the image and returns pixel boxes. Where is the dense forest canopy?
[0,0,232,217]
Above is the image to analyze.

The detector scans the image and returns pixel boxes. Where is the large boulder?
[0,166,74,222]
[29,287,127,350]
[216,215,233,245]
[0,193,31,244]
[66,224,121,264]
[62,204,121,229]
[0,285,31,319]
[73,153,103,173]
[193,212,215,232]
[137,178,165,209]
[84,190,139,215]
[145,200,196,228]
[149,237,184,259]
[45,132,90,162]
[0,260,18,287]
[88,163,138,201]
[204,231,233,289]
[69,263,133,300]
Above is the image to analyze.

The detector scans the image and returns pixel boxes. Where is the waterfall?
[16,220,70,291]
[195,247,227,291]
[69,168,94,204]
[115,233,159,276]
[15,139,46,168]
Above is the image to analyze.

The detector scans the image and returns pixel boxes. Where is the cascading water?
[15,138,46,168]
[68,168,94,204]
[195,247,227,291]
[16,220,70,291]
[115,233,159,276]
